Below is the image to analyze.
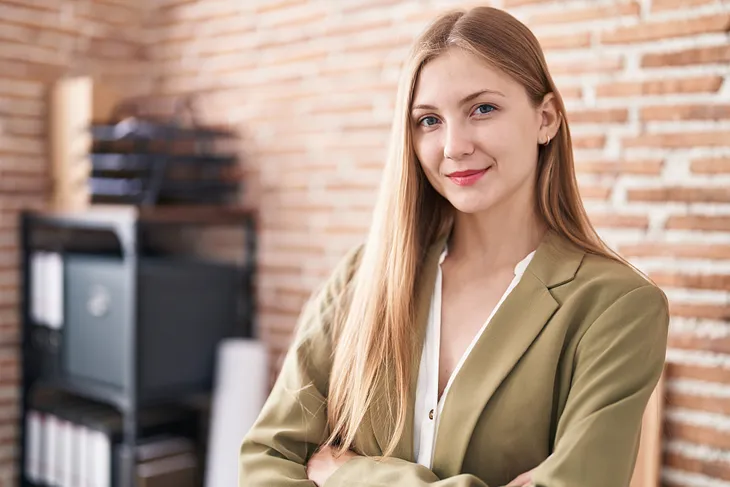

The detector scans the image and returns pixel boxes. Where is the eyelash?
[417,103,498,127]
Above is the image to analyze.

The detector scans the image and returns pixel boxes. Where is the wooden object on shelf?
[49,77,123,212]
[630,371,665,487]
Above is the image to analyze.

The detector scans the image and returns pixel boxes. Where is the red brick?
[261,8,324,29]
[602,14,730,44]
[340,33,409,54]
[254,0,308,13]
[0,174,48,195]
[504,0,548,6]
[0,118,43,137]
[575,160,663,176]
[539,32,591,51]
[0,60,63,81]
[0,0,58,13]
[667,362,730,385]
[670,303,730,320]
[588,213,649,230]
[530,2,639,25]
[666,452,730,481]
[652,0,715,11]
[691,158,730,174]
[324,18,391,37]
[558,86,583,100]
[667,215,730,232]
[628,187,730,204]
[621,242,730,260]
[0,79,43,99]
[642,45,730,68]
[579,185,612,200]
[596,76,723,98]
[340,0,402,14]
[667,390,730,416]
[665,421,730,451]
[567,108,628,124]
[549,57,623,75]
[623,131,730,149]
[572,135,606,149]
[641,104,730,121]
[669,331,730,352]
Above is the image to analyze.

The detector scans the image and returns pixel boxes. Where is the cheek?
[478,119,538,172]
[414,135,442,177]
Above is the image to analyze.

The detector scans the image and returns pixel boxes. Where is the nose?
[443,125,475,161]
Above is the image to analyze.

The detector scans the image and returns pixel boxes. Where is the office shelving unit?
[18,205,257,487]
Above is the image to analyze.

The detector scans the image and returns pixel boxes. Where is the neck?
[447,196,548,272]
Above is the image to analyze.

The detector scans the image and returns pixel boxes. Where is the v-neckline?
[432,248,537,411]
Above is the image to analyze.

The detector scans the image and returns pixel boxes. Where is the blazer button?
[429,409,434,420]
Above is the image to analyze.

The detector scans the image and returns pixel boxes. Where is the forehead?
[412,48,520,106]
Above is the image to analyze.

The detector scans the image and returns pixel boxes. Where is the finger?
[507,471,532,486]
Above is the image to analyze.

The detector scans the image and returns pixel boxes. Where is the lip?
[446,167,491,186]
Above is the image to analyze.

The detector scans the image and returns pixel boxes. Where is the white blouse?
[413,245,537,469]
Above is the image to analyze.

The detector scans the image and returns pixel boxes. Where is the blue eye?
[419,116,440,127]
[474,104,496,115]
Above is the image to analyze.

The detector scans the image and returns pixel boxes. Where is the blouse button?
[429,409,434,420]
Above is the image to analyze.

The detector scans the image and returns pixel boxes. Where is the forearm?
[323,457,494,487]
[239,441,315,486]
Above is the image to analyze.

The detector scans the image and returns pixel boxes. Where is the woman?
[240,6,669,487]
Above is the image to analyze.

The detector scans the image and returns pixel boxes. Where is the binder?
[24,411,42,483]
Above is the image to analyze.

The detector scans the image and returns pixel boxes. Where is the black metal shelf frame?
[17,208,257,487]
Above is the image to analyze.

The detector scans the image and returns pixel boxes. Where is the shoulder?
[553,250,670,348]
[542,232,669,331]
[575,251,667,306]
[330,243,366,289]
[537,231,667,308]
[299,243,365,332]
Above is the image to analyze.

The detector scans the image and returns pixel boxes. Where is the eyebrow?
[411,89,505,112]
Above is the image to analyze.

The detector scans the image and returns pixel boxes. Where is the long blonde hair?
[325,6,635,457]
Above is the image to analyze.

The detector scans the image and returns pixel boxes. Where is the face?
[410,47,556,215]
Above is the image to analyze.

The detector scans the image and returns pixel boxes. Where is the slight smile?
[446,167,491,186]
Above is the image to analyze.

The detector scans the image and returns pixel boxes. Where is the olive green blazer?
[239,230,670,487]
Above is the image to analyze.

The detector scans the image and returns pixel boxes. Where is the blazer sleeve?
[322,283,670,487]
[529,283,669,487]
[238,245,361,487]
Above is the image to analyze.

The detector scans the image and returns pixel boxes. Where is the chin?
[445,195,497,215]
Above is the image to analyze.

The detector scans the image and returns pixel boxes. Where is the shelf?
[136,204,256,224]
[90,120,235,141]
[33,376,130,412]
[92,153,237,171]
[22,478,49,487]
[27,204,256,227]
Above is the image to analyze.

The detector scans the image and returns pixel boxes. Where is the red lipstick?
[446,167,490,186]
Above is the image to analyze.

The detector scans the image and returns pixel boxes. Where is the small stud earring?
[544,135,551,146]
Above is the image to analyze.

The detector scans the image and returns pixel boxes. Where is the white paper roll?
[205,338,268,487]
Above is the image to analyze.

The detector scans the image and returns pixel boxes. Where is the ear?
[537,92,561,145]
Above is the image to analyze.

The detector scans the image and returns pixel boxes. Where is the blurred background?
[1,0,729,486]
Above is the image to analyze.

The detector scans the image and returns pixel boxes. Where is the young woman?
[240,6,669,487]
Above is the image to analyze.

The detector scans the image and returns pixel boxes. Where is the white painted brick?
[669,378,730,397]
[668,349,730,369]
[664,288,730,305]
[663,468,730,487]
[667,408,730,432]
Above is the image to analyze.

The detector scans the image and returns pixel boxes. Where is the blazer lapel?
[370,233,448,459]
[431,230,585,478]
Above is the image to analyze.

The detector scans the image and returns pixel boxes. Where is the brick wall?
[2,0,730,485]
[148,1,730,485]
[0,0,152,483]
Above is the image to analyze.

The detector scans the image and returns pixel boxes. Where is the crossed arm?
[239,249,669,487]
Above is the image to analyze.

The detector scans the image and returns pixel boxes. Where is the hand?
[507,468,534,486]
[306,445,360,486]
